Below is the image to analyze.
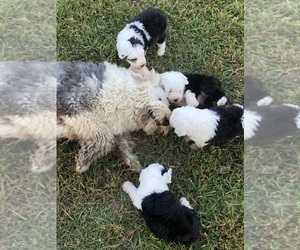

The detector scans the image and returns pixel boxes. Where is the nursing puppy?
[160,71,227,108]
[170,105,244,148]
[244,76,273,107]
[117,8,167,69]
[244,104,300,143]
[122,163,199,245]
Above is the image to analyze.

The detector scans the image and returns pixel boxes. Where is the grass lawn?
[245,0,300,249]
[57,0,244,249]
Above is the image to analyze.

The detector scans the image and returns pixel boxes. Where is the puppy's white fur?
[160,71,189,104]
[122,163,172,210]
[170,106,220,147]
[117,21,149,69]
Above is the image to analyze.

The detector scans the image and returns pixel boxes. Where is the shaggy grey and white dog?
[57,61,171,172]
[122,163,199,245]
[0,60,170,173]
[0,61,56,172]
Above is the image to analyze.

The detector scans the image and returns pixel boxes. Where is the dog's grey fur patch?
[57,61,106,116]
[0,61,56,116]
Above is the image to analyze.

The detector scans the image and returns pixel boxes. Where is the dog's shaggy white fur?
[117,8,167,69]
[170,105,244,147]
[160,71,227,108]
[57,61,171,172]
[244,104,300,143]
[122,163,199,245]
[0,61,56,172]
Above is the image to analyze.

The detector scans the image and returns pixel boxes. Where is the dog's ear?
[163,168,172,184]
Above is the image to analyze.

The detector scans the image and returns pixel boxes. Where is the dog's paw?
[30,142,56,173]
[217,96,227,106]
[179,197,193,209]
[256,96,273,106]
[122,181,134,193]
[127,158,143,173]
[75,154,91,173]
[157,42,166,56]
[187,99,200,107]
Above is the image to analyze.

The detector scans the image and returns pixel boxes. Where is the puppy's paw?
[122,181,134,193]
[157,42,166,56]
[180,197,193,209]
[256,96,273,106]
[217,96,227,106]
[187,99,200,107]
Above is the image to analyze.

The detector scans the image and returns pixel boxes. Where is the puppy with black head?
[117,8,167,70]
[122,163,199,245]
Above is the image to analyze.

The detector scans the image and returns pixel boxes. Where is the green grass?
[57,0,244,249]
[245,0,300,249]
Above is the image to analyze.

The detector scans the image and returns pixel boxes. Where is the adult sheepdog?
[244,104,300,143]
[160,71,227,108]
[122,163,199,245]
[57,61,171,173]
[117,8,167,69]
[170,105,244,148]
[0,61,56,173]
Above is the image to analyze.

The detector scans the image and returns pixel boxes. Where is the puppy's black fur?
[184,73,226,109]
[130,8,167,49]
[206,105,244,144]
[246,105,299,144]
[141,191,199,245]
[244,76,272,107]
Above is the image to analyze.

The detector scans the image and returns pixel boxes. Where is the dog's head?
[160,71,189,104]
[139,163,172,185]
[170,106,197,137]
[117,27,147,69]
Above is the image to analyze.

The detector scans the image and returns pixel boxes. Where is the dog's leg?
[115,135,142,172]
[179,197,193,209]
[122,181,138,203]
[76,136,114,172]
[217,96,228,106]
[185,90,199,107]
[156,34,166,56]
[30,140,56,173]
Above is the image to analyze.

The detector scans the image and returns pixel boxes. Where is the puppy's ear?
[163,168,172,184]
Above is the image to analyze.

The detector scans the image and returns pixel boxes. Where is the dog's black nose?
[161,117,170,126]
[173,98,178,102]
[140,64,145,68]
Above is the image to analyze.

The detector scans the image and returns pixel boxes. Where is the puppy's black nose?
[140,64,145,68]
[173,98,178,102]
[161,117,170,126]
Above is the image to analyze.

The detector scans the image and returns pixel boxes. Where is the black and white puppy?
[170,105,244,148]
[244,76,273,107]
[122,163,199,245]
[244,104,300,143]
[160,71,227,109]
[117,8,167,69]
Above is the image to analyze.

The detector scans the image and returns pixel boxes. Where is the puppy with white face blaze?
[122,163,199,245]
[116,8,167,70]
